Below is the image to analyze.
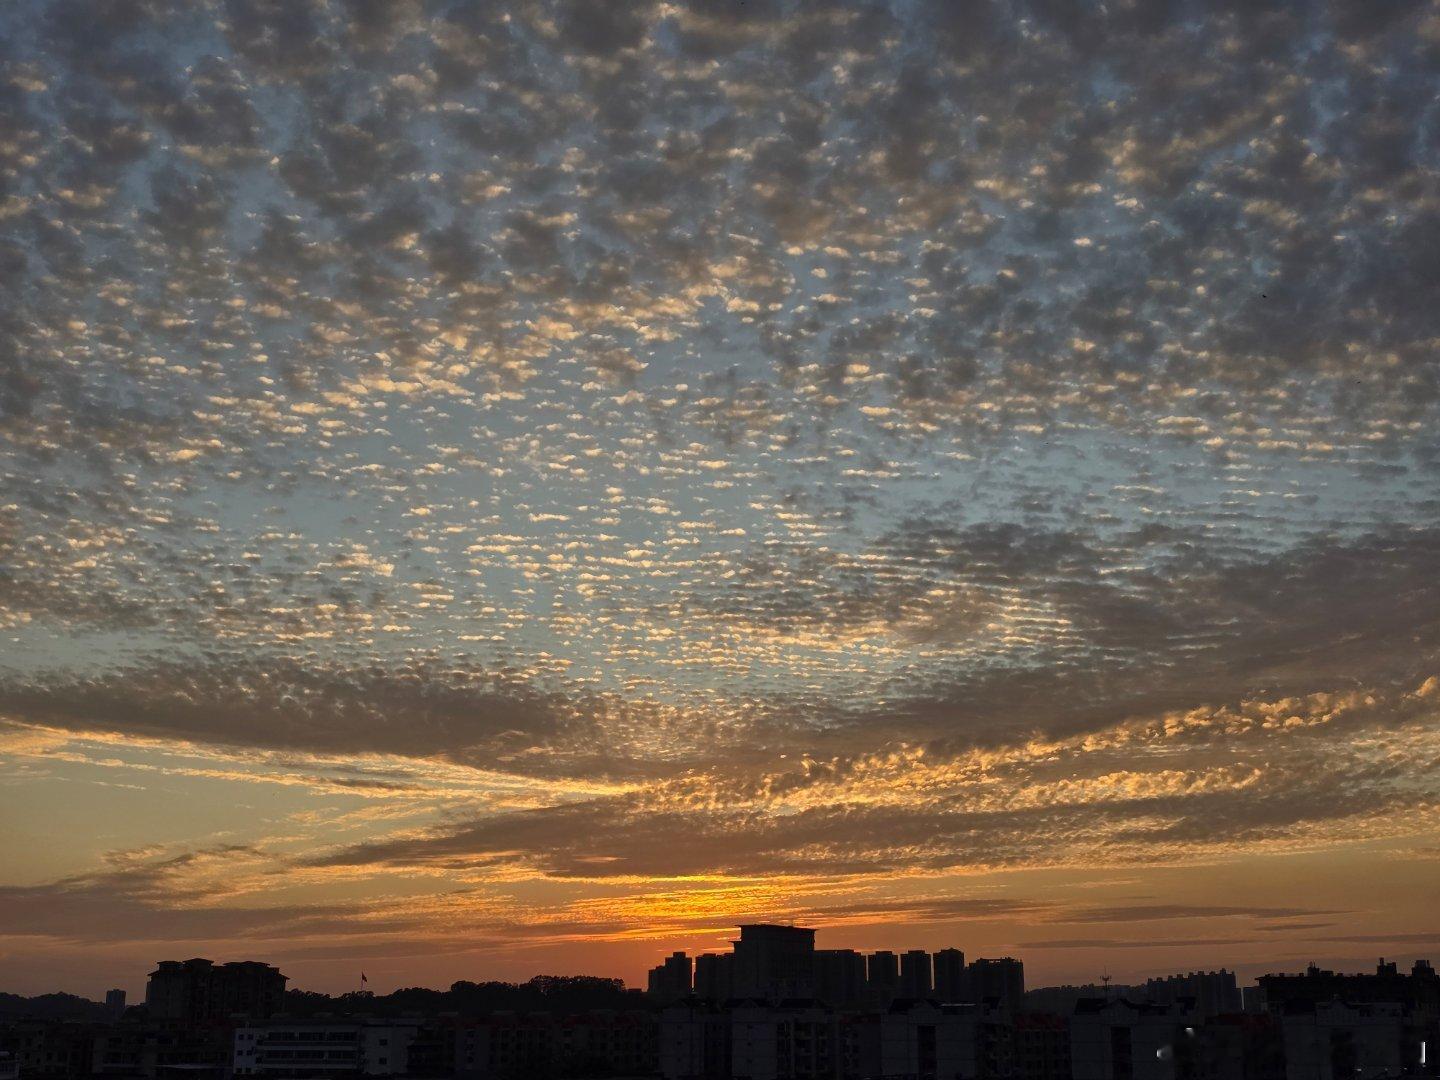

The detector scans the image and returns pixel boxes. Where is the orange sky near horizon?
[3,0,1440,1000]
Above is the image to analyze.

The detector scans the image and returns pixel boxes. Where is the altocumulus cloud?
[0,0,1438,966]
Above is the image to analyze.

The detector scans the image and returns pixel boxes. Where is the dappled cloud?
[2,0,1439,991]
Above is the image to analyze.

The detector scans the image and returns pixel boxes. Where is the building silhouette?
[693,953,735,1002]
[1257,957,1440,1016]
[866,951,899,996]
[6,942,1439,1080]
[934,948,967,1002]
[900,950,933,998]
[730,925,816,1001]
[145,959,287,1024]
[813,950,867,1007]
[967,957,1026,1014]
[1143,969,1241,1017]
[647,952,693,1004]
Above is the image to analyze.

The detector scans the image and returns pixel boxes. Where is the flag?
[361,972,368,984]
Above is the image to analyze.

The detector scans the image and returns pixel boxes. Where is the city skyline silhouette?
[5,931,1438,1079]
[2,0,1439,1049]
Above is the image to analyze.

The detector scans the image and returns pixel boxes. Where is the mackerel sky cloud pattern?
[1,0,1439,994]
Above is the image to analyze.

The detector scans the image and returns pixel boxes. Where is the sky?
[1,0,1439,1000]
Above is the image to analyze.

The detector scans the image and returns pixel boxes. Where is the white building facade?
[234,1020,420,1076]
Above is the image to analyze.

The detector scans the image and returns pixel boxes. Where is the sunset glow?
[2,0,1439,1001]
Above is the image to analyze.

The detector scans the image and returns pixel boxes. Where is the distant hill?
[0,992,113,1021]
[282,976,647,1018]
[0,976,647,1022]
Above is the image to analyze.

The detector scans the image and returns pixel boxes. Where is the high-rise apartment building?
[867,951,899,993]
[145,959,287,1023]
[900,950,933,998]
[967,957,1025,1013]
[693,953,735,1002]
[813,950,867,1006]
[934,948,966,1001]
[731,925,816,1001]
[647,952,693,1003]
